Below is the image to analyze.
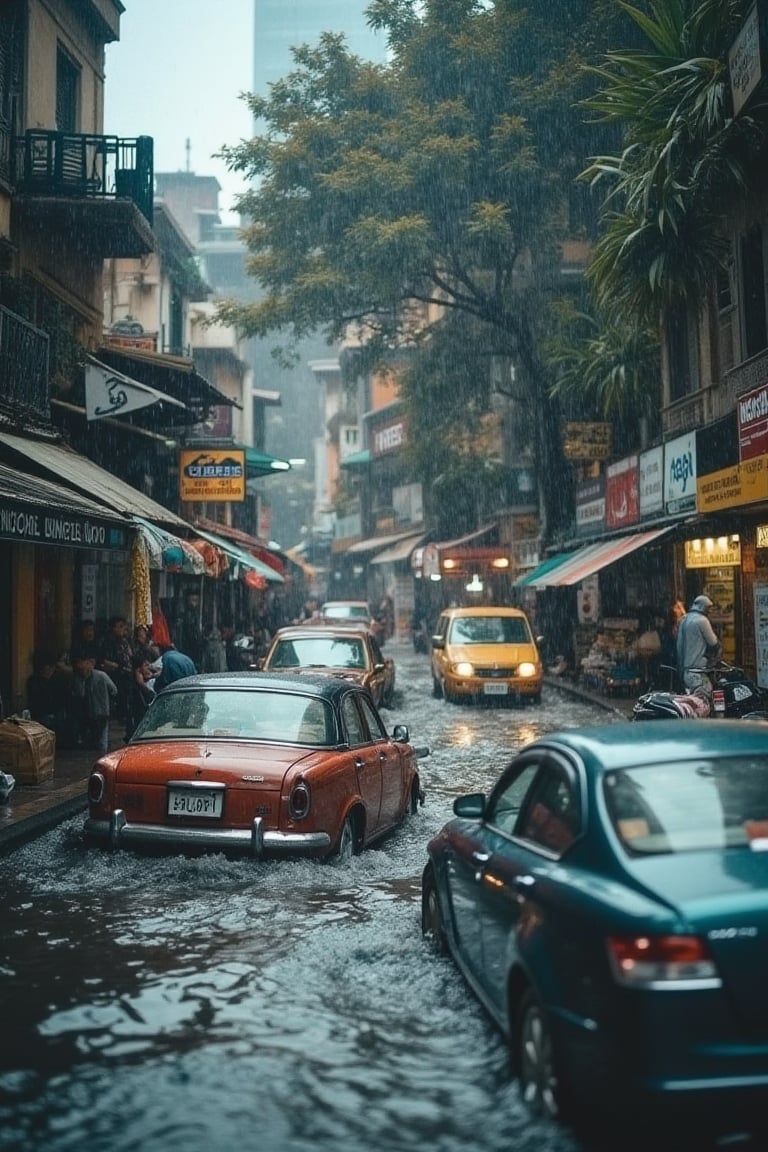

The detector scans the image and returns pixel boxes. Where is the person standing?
[26,651,71,741]
[97,616,134,720]
[124,652,156,740]
[69,653,117,754]
[676,595,722,702]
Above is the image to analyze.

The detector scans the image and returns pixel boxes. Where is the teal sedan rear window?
[604,758,768,854]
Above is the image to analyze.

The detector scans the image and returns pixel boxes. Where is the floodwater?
[0,644,633,1152]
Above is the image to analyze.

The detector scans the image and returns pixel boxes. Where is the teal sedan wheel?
[421,866,447,954]
[517,990,561,1122]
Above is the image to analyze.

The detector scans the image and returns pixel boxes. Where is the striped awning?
[530,527,674,588]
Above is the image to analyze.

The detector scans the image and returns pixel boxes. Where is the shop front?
[0,462,131,716]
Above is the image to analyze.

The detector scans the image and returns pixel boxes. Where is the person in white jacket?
[676,594,721,702]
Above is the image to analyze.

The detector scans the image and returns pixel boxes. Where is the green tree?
[219,0,639,538]
[582,0,763,324]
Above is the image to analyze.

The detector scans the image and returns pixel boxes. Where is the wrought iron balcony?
[12,131,154,257]
[0,305,50,423]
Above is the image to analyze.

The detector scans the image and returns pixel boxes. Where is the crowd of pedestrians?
[24,616,199,754]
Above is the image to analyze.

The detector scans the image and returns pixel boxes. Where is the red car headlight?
[288,779,311,821]
[607,934,720,988]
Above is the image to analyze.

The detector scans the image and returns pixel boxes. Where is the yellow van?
[430,606,542,704]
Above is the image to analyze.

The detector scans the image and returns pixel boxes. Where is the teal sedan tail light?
[607,935,721,988]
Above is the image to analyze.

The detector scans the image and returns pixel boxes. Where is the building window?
[717,256,737,375]
[740,222,768,361]
[56,45,79,132]
[667,307,698,402]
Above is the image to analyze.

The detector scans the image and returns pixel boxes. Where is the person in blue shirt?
[154,642,197,693]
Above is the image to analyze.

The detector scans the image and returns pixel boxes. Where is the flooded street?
[0,643,616,1152]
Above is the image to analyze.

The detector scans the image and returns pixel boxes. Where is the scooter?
[632,661,768,721]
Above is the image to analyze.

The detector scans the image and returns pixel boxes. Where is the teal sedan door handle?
[513,874,536,893]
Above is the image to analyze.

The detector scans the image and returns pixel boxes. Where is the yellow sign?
[697,457,768,512]
[179,449,246,502]
[685,539,742,568]
[563,423,612,460]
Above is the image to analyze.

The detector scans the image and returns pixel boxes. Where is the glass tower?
[253,0,387,96]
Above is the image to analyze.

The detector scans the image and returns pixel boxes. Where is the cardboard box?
[0,718,56,785]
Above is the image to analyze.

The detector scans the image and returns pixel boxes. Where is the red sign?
[605,455,639,530]
[738,382,768,461]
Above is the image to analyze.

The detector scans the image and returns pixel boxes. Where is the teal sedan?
[422,722,768,1145]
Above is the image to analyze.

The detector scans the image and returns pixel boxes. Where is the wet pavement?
[0,679,633,853]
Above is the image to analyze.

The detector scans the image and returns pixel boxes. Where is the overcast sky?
[105,0,255,222]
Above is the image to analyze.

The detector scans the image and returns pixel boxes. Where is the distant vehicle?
[261,624,395,708]
[85,672,427,861]
[320,600,373,624]
[422,721,768,1143]
[430,606,542,704]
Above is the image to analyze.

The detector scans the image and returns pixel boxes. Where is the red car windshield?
[132,688,334,746]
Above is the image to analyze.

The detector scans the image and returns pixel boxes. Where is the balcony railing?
[13,131,153,225]
[0,305,50,421]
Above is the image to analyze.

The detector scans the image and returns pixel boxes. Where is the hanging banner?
[85,358,185,421]
[605,455,639,529]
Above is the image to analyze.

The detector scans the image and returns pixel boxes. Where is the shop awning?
[244,446,291,478]
[432,523,498,551]
[339,449,372,469]
[193,516,285,574]
[133,517,206,574]
[533,527,675,588]
[513,552,576,588]
[0,430,193,530]
[370,533,426,565]
[0,462,131,548]
[346,528,425,556]
[192,527,284,584]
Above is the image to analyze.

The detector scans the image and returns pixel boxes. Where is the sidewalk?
[0,681,636,854]
[0,719,126,853]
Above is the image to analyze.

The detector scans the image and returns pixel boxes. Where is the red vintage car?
[84,672,427,860]
[260,624,396,708]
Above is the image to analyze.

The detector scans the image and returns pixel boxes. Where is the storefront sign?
[563,423,612,460]
[665,433,697,514]
[372,418,407,458]
[639,446,664,516]
[757,524,768,548]
[754,584,768,689]
[737,381,768,460]
[697,456,768,511]
[577,574,600,624]
[729,3,762,117]
[0,502,127,549]
[685,538,742,568]
[179,449,245,502]
[575,475,605,535]
[605,455,639,529]
[421,543,441,579]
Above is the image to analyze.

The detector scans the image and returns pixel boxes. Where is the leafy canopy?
[218,0,641,534]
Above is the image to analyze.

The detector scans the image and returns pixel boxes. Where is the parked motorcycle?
[632,661,768,721]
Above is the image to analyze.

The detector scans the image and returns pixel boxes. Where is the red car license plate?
[167,786,224,818]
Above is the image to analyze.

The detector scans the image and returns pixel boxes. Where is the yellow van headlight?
[518,662,538,678]
[454,661,474,677]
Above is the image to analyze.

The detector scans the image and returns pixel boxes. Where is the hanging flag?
[85,357,186,421]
